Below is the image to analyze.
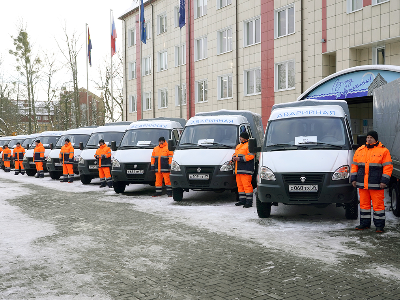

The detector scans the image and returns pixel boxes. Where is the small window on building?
[195,36,207,61]
[244,17,261,47]
[157,13,167,35]
[143,92,152,110]
[217,0,232,9]
[195,80,208,103]
[175,84,187,106]
[36,116,41,120]
[128,62,136,80]
[244,68,261,96]
[174,6,180,28]
[275,5,295,38]
[129,95,137,113]
[218,74,233,100]
[142,56,152,76]
[218,28,232,54]
[145,21,151,39]
[175,44,186,67]
[158,88,168,108]
[43,115,49,121]
[128,28,136,47]
[158,51,168,72]
[373,0,389,4]
[194,0,207,19]
[373,46,385,65]
[347,0,363,12]
[275,60,295,91]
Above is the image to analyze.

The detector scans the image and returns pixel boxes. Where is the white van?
[46,126,97,180]
[21,134,40,150]
[169,110,263,201]
[0,136,13,170]
[23,131,65,176]
[8,135,30,149]
[78,123,132,184]
[252,99,357,219]
[111,119,185,193]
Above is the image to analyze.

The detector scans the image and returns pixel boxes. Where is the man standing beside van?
[351,131,393,233]
[95,139,113,188]
[33,140,45,178]
[13,142,25,175]
[233,132,255,208]
[151,137,173,197]
[60,138,74,183]
[2,145,12,172]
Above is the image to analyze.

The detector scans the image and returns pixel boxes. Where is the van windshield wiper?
[206,142,234,148]
[178,143,207,149]
[310,142,344,149]
[267,143,308,151]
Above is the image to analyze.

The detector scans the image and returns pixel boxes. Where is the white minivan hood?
[261,150,352,173]
[115,149,153,163]
[173,149,235,166]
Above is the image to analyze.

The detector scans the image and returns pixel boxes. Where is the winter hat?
[240,132,249,140]
[367,130,378,142]
[99,139,105,144]
[158,137,166,142]
[65,138,70,143]
[35,140,40,143]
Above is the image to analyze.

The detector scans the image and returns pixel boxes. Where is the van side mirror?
[357,135,366,146]
[50,143,53,150]
[79,142,84,151]
[26,145,29,150]
[352,144,359,150]
[248,138,260,153]
[168,139,176,151]
[111,141,117,151]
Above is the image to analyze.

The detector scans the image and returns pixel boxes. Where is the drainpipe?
[236,0,239,110]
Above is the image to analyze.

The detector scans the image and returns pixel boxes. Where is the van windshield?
[0,139,11,147]
[8,138,26,149]
[265,117,348,149]
[120,129,170,149]
[179,125,237,148]
[22,138,35,149]
[36,136,61,149]
[86,132,125,149]
[56,134,91,149]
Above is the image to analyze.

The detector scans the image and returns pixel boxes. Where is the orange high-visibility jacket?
[95,144,112,167]
[232,140,255,175]
[351,142,393,189]
[151,142,173,173]
[13,145,26,161]
[33,143,45,162]
[2,148,12,161]
[60,142,74,164]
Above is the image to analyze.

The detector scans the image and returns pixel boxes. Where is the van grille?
[282,173,325,201]
[186,166,215,187]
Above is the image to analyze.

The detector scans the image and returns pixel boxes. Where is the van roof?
[62,127,98,135]
[128,120,183,130]
[92,124,131,133]
[37,131,65,137]
[269,105,346,121]
[186,115,249,126]
[9,134,30,140]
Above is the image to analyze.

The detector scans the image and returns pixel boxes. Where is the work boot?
[235,202,245,206]
[35,172,39,178]
[236,192,246,206]
[106,179,113,188]
[39,171,44,178]
[100,180,107,188]
[166,186,172,197]
[355,225,370,230]
[375,227,384,233]
[60,175,68,182]
[21,171,25,175]
[14,171,19,175]
[243,193,253,208]
[68,175,74,183]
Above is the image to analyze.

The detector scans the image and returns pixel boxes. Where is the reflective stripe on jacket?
[233,140,255,175]
[95,144,112,167]
[13,146,25,161]
[2,148,12,161]
[151,142,173,173]
[34,143,45,162]
[59,142,74,164]
[351,142,393,190]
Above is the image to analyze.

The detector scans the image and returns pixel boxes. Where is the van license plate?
[127,169,144,174]
[289,185,318,192]
[54,163,63,167]
[189,174,209,180]
[89,165,98,169]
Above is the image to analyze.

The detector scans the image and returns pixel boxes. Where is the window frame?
[195,79,208,103]
[175,84,187,106]
[217,74,233,100]
[145,21,151,40]
[142,56,152,76]
[157,13,167,35]
[243,17,261,47]
[175,44,186,67]
[158,88,168,109]
[194,36,207,61]
[158,50,168,72]
[372,0,389,5]
[143,91,152,111]
[128,62,136,80]
[217,27,232,55]
[372,46,385,65]
[274,4,295,39]
[244,68,262,96]
[129,95,137,113]
[274,59,296,92]
[217,0,232,10]
[194,0,207,19]
[347,0,363,13]
[128,28,136,47]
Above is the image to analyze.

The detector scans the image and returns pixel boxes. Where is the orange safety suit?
[2,147,12,172]
[13,145,25,174]
[151,142,173,196]
[60,142,74,182]
[95,144,112,187]
[351,142,393,228]
[33,142,45,177]
[233,140,255,205]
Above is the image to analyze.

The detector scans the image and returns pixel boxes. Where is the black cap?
[240,132,249,140]
[4,144,8,148]
[367,130,378,142]
[159,137,165,142]
[65,138,70,143]
[16,142,20,145]
[99,139,105,144]
[35,140,40,143]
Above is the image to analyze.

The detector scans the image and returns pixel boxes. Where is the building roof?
[119,0,151,20]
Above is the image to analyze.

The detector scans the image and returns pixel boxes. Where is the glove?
[101,155,106,159]
[95,155,99,159]
[150,165,155,171]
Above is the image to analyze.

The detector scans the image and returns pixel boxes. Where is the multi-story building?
[119,0,400,126]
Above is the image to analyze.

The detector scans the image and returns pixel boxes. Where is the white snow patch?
[362,264,400,281]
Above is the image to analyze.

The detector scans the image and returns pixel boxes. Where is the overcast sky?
[0,0,136,100]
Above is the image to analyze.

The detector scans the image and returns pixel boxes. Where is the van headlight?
[23,156,28,161]
[46,156,52,162]
[74,155,81,162]
[112,159,120,168]
[220,160,234,172]
[78,157,85,165]
[332,165,350,180]
[259,166,276,181]
[171,160,181,172]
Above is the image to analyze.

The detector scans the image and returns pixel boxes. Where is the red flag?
[111,15,117,56]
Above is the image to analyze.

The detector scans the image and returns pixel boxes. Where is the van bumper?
[78,159,99,178]
[112,162,155,184]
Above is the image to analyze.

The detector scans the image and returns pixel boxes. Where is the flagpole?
[179,27,182,119]
[86,23,90,125]
[110,9,114,122]
[140,1,143,120]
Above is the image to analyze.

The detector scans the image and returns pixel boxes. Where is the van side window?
[239,125,247,137]
[172,130,179,141]
[246,126,253,138]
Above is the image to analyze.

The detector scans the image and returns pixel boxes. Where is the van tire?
[113,181,126,194]
[80,175,92,185]
[173,188,183,202]
[49,171,61,180]
[390,182,400,217]
[256,194,271,218]
[26,169,37,177]
[345,190,359,220]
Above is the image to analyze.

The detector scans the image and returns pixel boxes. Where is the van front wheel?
[113,181,126,194]
[26,169,37,177]
[80,175,92,185]
[345,190,359,220]
[173,188,184,202]
[256,194,271,218]
[390,182,400,217]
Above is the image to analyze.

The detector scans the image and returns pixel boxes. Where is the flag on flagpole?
[179,0,185,28]
[88,28,93,66]
[140,0,146,44]
[111,14,117,56]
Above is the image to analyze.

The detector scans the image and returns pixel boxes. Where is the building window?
[142,56,151,76]
[145,21,151,39]
[158,51,168,72]
[275,60,295,91]
[218,75,233,100]
[195,36,207,61]
[175,84,187,106]
[275,5,295,38]
[244,69,261,96]
[194,0,207,19]
[36,116,41,120]
[174,6,180,28]
[372,0,389,4]
[195,80,208,103]
[373,46,385,65]
[217,0,232,9]
[129,95,137,113]
[244,17,261,47]
[128,28,136,47]
[218,28,232,55]
[158,88,168,108]
[128,62,136,80]
[157,13,167,35]
[143,92,152,110]
[43,115,49,121]
[347,0,363,12]
[175,44,186,67]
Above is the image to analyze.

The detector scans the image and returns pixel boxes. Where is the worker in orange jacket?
[33,140,45,178]
[151,137,173,197]
[60,138,75,183]
[2,144,12,172]
[95,139,113,188]
[13,142,25,175]
[232,132,255,208]
[351,131,393,233]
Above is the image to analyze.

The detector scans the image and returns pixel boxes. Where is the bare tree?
[42,53,61,130]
